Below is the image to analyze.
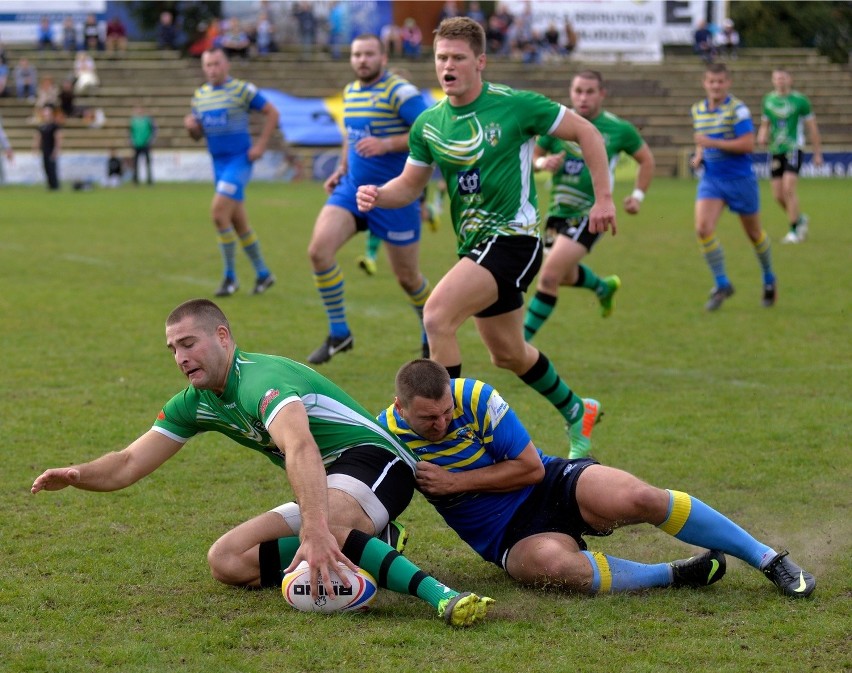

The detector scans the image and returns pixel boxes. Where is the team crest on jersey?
[260,388,280,416]
[455,426,474,441]
[457,168,481,196]
[484,122,502,147]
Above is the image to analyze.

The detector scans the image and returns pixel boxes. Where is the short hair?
[166,299,230,334]
[202,47,227,61]
[573,70,605,87]
[352,33,384,54]
[395,359,451,406]
[705,63,729,76]
[434,16,486,56]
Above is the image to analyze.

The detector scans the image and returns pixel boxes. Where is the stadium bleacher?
[1,42,849,177]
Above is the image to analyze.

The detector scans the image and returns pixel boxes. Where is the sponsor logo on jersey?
[456,168,481,196]
[260,388,280,417]
[157,410,165,421]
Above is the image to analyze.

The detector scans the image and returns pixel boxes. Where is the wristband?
[631,188,645,203]
[534,157,547,171]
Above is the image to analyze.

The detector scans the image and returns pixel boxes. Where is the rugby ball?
[282,560,378,613]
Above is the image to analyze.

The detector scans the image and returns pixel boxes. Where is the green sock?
[343,530,457,609]
[365,231,381,261]
[519,351,583,425]
[524,291,557,341]
[576,263,602,292]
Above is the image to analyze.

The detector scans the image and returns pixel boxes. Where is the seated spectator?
[253,10,277,55]
[15,58,38,100]
[221,18,250,60]
[715,18,740,59]
[35,75,59,111]
[292,1,317,58]
[105,16,128,56]
[106,148,123,187]
[83,14,104,52]
[522,28,546,64]
[57,78,97,126]
[188,19,221,57]
[62,15,79,52]
[400,18,422,60]
[37,16,56,51]
[486,15,508,56]
[693,20,716,63]
[438,0,460,25]
[543,22,562,58]
[73,51,99,95]
[380,23,402,57]
[466,1,486,28]
[156,11,179,50]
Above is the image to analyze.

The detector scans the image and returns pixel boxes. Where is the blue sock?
[240,230,270,279]
[582,551,672,593]
[313,264,349,339]
[699,234,730,288]
[218,227,238,280]
[659,490,774,569]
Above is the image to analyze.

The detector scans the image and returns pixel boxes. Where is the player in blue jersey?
[184,48,278,298]
[381,359,816,598]
[306,34,431,365]
[691,63,776,311]
[31,299,492,626]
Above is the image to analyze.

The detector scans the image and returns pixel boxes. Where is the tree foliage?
[731,1,852,63]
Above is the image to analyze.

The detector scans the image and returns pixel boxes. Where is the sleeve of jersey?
[624,123,645,155]
[537,134,557,152]
[519,90,565,136]
[246,82,267,111]
[472,382,531,461]
[407,115,433,166]
[152,391,198,443]
[733,103,754,136]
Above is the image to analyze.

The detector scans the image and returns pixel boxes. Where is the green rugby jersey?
[538,109,643,219]
[408,82,564,255]
[761,90,814,155]
[153,349,417,470]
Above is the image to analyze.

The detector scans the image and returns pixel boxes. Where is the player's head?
[350,34,386,86]
[703,63,731,104]
[201,48,230,86]
[771,68,792,94]
[570,70,606,119]
[166,299,234,393]
[394,359,454,441]
[433,17,486,104]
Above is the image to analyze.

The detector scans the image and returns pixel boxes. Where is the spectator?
[221,18,251,60]
[292,1,317,58]
[253,10,277,55]
[438,0,460,25]
[188,19,221,57]
[105,16,128,56]
[129,105,156,185]
[564,18,578,56]
[35,75,59,111]
[715,18,740,60]
[400,18,422,60]
[0,114,13,183]
[106,148,123,187]
[37,16,56,51]
[83,14,103,52]
[327,1,346,59]
[0,50,8,97]
[543,22,562,58]
[380,23,402,57]
[466,1,486,28]
[493,2,515,34]
[33,105,62,190]
[693,19,716,63]
[485,15,508,57]
[73,51,99,95]
[62,15,79,52]
[57,78,101,127]
[14,58,38,100]
[156,11,179,50]
[522,28,546,64]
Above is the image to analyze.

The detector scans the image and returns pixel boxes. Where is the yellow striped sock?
[590,551,611,593]
[658,490,692,536]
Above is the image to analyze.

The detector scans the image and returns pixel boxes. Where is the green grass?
[2,177,850,673]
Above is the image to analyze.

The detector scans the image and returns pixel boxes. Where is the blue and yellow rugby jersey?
[343,71,428,186]
[691,94,755,178]
[191,77,268,158]
[378,378,553,563]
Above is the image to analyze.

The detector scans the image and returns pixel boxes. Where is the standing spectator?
[15,58,38,100]
[62,15,79,52]
[327,1,346,59]
[254,10,277,55]
[106,148,123,187]
[0,50,8,97]
[292,2,317,58]
[757,69,824,244]
[564,18,578,56]
[221,19,251,60]
[691,63,776,311]
[183,48,278,296]
[380,23,402,57]
[73,51,99,94]
[466,1,486,28]
[105,16,128,57]
[33,105,62,190]
[0,114,13,183]
[400,18,422,60]
[156,11,179,50]
[129,105,157,185]
[715,18,740,60]
[37,16,56,50]
[693,20,716,63]
[83,14,103,52]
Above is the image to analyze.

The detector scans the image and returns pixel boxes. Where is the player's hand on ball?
[356,185,379,212]
[31,467,80,494]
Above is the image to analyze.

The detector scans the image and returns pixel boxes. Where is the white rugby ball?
[282,560,378,613]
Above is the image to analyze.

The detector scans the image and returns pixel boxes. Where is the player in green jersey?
[524,70,655,341]
[31,299,492,626]
[356,17,616,460]
[757,69,823,244]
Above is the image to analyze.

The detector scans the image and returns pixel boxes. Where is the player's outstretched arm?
[31,430,184,494]
[356,162,433,212]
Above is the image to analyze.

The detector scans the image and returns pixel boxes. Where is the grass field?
[2,177,850,673]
